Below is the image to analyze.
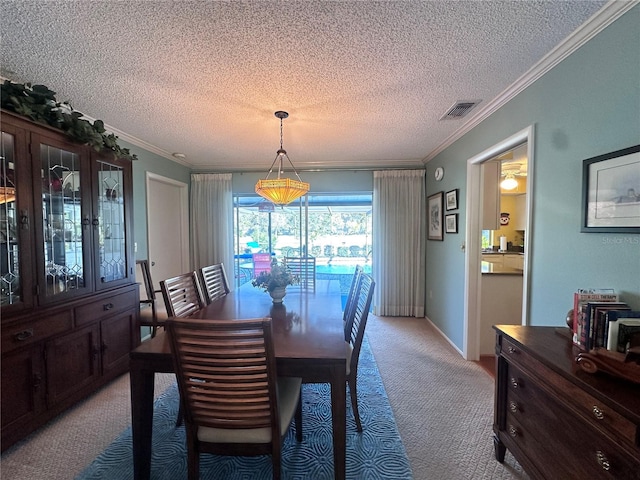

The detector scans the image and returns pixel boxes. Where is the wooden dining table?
[130,279,347,480]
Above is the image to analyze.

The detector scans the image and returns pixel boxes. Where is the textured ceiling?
[1,1,613,171]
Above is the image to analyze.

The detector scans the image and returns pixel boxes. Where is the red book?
[572,290,617,347]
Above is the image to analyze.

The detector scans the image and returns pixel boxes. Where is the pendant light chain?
[255,110,310,205]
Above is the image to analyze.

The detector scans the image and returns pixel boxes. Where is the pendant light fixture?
[255,111,309,205]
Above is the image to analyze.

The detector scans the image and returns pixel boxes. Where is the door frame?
[145,172,189,279]
[463,125,535,360]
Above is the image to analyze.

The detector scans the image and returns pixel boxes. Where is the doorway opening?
[463,126,534,360]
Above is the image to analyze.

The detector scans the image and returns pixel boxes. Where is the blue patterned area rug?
[76,336,412,479]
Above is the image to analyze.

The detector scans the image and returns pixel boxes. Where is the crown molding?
[422,0,638,164]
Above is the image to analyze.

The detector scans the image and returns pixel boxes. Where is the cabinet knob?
[510,377,521,389]
[20,210,29,230]
[92,217,99,226]
[508,425,519,438]
[509,401,519,413]
[103,302,114,311]
[14,329,34,341]
[592,405,604,420]
[595,451,610,471]
[507,346,518,354]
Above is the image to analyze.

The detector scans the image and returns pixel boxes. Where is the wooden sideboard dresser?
[493,325,640,480]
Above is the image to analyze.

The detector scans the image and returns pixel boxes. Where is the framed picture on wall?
[581,144,640,233]
[445,189,459,211]
[428,192,444,241]
[445,214,458,233]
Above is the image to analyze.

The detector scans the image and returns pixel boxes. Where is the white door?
[146,172,189,285]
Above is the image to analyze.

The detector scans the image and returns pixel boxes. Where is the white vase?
[269,286,286,303]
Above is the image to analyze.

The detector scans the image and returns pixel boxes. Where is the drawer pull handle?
[103,302,114,311]
[595,451,610,471]
[14,329,34,341]
[509,401,519,413]
[510,377,520,389]
[592,406,604,420]
[508,425,519,438]
[507,346,518,354]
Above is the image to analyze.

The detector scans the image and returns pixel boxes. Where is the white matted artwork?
[428,192,443,241]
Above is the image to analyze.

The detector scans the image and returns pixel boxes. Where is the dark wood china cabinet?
[1,110,140,450]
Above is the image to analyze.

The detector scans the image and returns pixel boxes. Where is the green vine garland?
[1,80,138,161]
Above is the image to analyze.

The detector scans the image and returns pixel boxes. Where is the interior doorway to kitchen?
[463,126,535,361]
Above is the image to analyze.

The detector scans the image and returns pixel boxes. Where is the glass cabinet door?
[93,155,131,290]
[36,134,92,302]
[1,125,33,311]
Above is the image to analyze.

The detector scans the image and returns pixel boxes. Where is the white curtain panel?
[190,173,235,288]
[373,170,426,317]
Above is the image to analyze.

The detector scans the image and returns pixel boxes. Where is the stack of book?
[572,289,640,352]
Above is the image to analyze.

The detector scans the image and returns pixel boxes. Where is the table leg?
[131,365,155,480]
[330,368,346,480]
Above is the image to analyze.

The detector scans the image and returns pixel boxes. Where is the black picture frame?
[445,189,459,211]
[445,214,458,234]
[581,145,640,233]
[428,192,444,241]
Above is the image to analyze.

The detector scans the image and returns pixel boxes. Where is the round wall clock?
[434,167,444,181]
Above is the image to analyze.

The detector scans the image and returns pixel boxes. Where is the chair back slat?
[343,265,363,340]
[199,263,231,304]
[160,272,205,318]
[347,273,375,367]
[167,318,278,430]
[283,256,316,291]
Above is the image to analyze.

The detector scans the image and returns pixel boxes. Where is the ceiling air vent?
[440,100,481,120]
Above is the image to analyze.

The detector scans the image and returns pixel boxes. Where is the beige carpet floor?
[1,315,528,479]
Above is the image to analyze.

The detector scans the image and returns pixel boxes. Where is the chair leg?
[176,403,184,427]
[186,433,199,480]
[294,387,303,442]
[348,375,363,432]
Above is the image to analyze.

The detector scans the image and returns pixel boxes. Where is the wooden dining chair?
[198,263,230,304]
[136,259,169,338]
[283,256,316,291]
[166,317,303,480]
[345,273,375,432]
[343,265,363,341]
[160,271,205,318]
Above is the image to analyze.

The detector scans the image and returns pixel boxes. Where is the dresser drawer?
[75,290,137,327]
[501,336,639,449]
[1,311,73,353]
[504,363,640,479]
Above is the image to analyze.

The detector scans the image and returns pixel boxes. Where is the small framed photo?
[445,213,458,234]
[428,192,444,241]
[581,145,640,232]
[445,189,459,211]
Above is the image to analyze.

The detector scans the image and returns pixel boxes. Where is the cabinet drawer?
[75,290,137,327]
[1,312,72,353]
[501,337,639,449]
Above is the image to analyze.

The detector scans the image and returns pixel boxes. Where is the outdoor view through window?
[234,193,372,307]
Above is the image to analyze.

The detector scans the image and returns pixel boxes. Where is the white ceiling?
[1,1,618,171]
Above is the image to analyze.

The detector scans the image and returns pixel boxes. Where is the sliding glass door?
[233,193,372,304]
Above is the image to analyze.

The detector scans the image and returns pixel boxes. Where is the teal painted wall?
[120,140,192,261]
[426,7,640,349]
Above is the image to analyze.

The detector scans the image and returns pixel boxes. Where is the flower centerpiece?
[252,260,298,303]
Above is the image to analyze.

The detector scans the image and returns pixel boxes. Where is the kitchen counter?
[481,261,523,275]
